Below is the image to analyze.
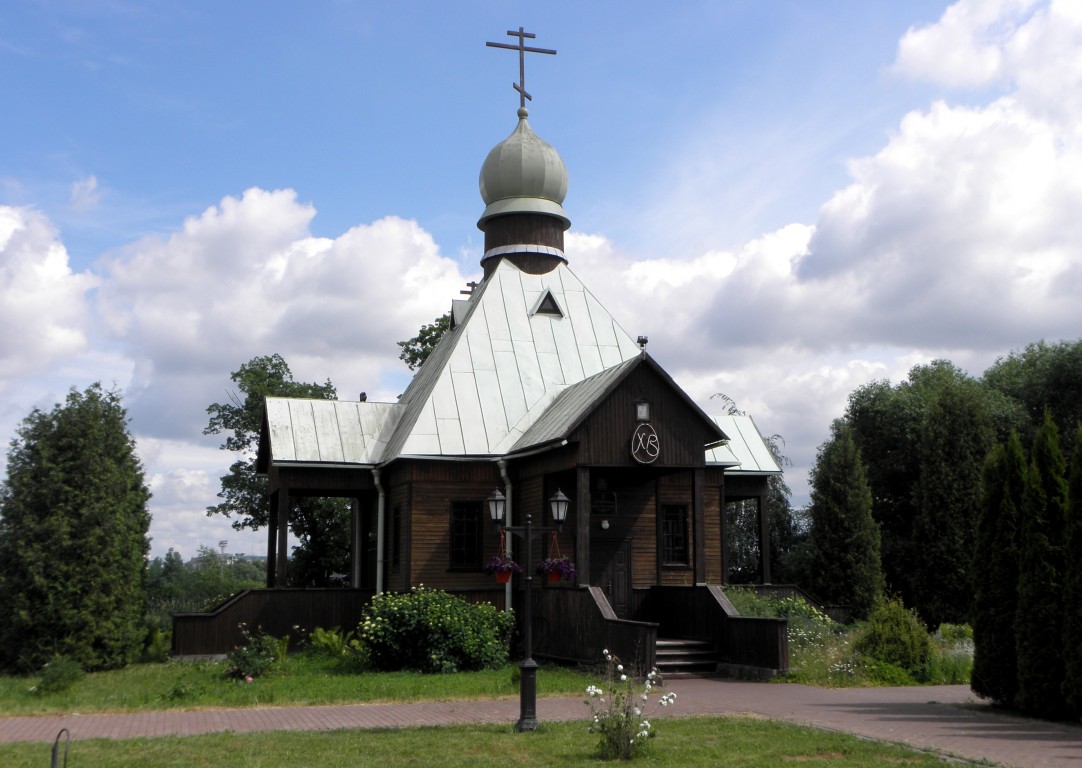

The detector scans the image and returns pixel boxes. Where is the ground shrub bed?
[725,588,973,687]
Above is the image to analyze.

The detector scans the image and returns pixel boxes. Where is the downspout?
[373,468,385,595]
[498,458,513,613]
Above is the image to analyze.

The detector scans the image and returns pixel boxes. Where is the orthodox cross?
[486,27,556,109]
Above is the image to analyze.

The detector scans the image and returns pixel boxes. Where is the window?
[391,505,401,570]
[450,501,483,568]
[661,504,689,566]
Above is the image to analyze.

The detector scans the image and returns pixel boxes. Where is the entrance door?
[591,538,632,618]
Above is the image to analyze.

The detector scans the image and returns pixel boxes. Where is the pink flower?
[245,676,253,684]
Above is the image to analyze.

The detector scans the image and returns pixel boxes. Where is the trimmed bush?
[854,598,932,680]
[358,586,513,673]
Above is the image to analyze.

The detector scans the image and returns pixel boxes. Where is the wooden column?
[275,488,289,586]
[266,490,279,587]
[758,490,772,584]
[575,466,590,587]
[693,468,706,584]
[719,484,729,587]
[350,497,361,588]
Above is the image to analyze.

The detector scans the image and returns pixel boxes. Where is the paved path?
[1,679,1080,767]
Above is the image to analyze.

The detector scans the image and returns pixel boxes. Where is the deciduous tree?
[205,354,350,586]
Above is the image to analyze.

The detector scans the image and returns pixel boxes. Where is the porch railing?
[532,586,657,671]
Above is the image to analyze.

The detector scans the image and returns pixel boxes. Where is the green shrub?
[141,628,171,663]
[358,586,513,673]
[854,598,932,680]
[865,660,917,686]
[31,656,84,695]
[308,626,355,657]
[224,624,282,680]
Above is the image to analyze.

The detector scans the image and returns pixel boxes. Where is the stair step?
[654,638,720,678]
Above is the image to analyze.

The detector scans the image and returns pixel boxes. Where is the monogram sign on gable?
[631,422,660,464]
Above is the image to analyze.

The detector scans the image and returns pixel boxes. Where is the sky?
[3,0,1081,560]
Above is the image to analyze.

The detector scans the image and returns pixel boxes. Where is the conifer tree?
[1014,413,1069,718]
[0,384,151,672]
[1063,424,1082,717]
[971,432,1024,706]
[806,422,883,619]
[912,383,994,628]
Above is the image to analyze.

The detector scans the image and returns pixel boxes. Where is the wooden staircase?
[655,638,719,677]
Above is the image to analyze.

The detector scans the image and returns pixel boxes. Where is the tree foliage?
[397,312,451,371]
[970,432,1024,706]
[1063,424,1082,715]
[911,381,994,627]
[205,354,350,586]
[1014,413,1070,718]
[806,421,883,619]
[0,384,151,672]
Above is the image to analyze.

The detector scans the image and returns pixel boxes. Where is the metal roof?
[706,414,782,474]
[381,257,643,459]
[263,397,401,466]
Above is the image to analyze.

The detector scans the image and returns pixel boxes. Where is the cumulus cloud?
[0,206,97,381]
[96,187,468,439]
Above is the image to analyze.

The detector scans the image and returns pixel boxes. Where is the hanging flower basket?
[482,553,522,582]
[536,556,576,582]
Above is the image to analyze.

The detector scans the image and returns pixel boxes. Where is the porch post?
[758,489,772,583]
[276,488,289,586]
[575,466,590,587]
[350,497,362,588]
[693,468,705,584]
[266,489,278,587]
[719,483,729,586]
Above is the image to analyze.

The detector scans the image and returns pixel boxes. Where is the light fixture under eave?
[548,488,569,525]
[487,489,506,523]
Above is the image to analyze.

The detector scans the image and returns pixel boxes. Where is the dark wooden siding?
[570,364,715,468]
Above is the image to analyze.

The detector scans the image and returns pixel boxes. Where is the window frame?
[660,503,690,567]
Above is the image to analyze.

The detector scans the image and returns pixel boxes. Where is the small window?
[661,504,689,566]
[531,289,564,317]
[450,501,484,569]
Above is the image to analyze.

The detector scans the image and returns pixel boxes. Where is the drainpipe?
[373,468,385,595]
[498,458,513,613]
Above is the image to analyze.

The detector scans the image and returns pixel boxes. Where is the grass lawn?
[0,715,953,767]
[0,655,592,716]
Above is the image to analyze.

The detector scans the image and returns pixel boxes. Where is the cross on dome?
[486,27,556,109]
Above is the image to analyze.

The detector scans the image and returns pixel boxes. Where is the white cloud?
[70,175,101,212]
[0,206,98,381]
[96,188,468,439]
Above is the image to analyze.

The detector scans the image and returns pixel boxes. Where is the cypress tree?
[1063,424,1082,716]
[1014,413,1069,718]
[971,432,1024,706]
[807,422,884,619]
[0,384,151,672]
[912,384,994,628]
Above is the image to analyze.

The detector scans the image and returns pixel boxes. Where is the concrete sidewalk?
[1,678,1079,767]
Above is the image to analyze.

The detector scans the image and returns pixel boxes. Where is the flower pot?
[496,571,511,584]
[547,571,561,583]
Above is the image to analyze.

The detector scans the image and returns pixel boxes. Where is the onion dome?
[478,107,570,231]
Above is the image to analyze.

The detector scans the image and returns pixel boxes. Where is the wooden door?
[591,538,631,618]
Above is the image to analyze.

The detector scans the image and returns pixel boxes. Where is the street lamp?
[490,487,569,731]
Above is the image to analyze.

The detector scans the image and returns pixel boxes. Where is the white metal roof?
[706,414,781,474]
[382,257,643,458]
[263,397,401,465]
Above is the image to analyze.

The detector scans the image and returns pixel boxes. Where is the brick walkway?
[1,679,1080,767]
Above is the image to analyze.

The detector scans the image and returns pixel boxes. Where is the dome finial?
[486,27,556,110]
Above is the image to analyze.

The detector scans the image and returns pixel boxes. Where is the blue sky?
[3,0,1079,559]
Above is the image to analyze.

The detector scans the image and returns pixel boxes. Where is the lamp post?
[487,487,569,732]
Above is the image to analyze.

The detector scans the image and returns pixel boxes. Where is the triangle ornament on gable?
[531,289,565,318]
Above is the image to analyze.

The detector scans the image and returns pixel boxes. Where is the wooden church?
[174,34,789,674]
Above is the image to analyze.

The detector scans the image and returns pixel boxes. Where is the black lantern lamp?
[548,488,569,525]
[487,488,506,523]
